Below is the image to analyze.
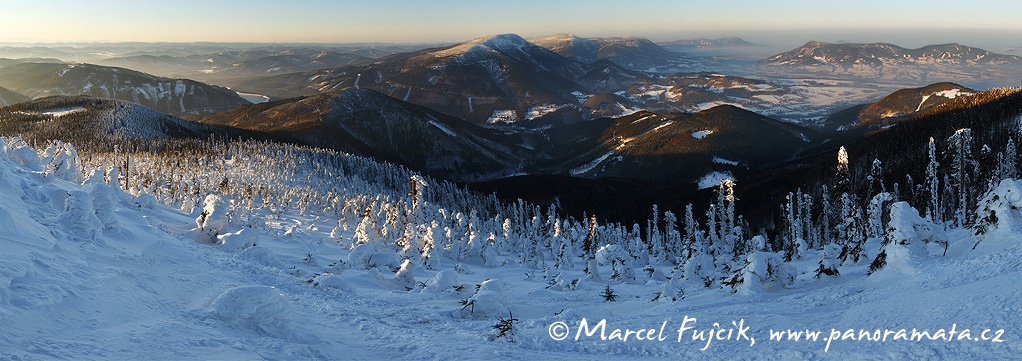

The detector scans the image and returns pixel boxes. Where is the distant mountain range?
[659,37,758,50]
[764,41,1022,83]
[0,62,249,114]
[527,34,685,70]
[767,41,1021,67]
[0,86,27,106]
[96,48,375,81]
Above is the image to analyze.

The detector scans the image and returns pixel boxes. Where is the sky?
[1,0,1020,46]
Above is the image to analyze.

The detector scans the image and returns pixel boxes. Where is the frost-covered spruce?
[869,202,945,275]
[926,137,942,222]
[60,190,103,241]
[196,194,229,242]
[726,236,794,294]
[973,179,1022,248]
[866,192,894,239]
[43,142,82,183]
[420,221,441,270]
[663,210,681,263]
[394,259,417,290]
[84,182,118,229]
[946,128,978,227]
[653,275,685,302]
[996,137,1018,180]
[481,233,500,268]
[815,243,842,278]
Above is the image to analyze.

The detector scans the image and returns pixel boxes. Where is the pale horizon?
[1,0,1020,47]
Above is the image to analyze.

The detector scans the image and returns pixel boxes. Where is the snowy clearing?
[488,110,518,124]
[712,156,739,166]
[691,130,714,139]
[236,92,270,104]
[571,151,615,176]
[525,104,567,121]
[427,118,457,137]
[696,171,734,189]
[934,88,973,99]
[27,106,87,117]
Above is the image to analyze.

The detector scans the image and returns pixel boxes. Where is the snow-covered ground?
[0,138,1019,360]
[691,129,714,139]
[696,171,734,190]
[36,106,87,117]
[236,92,270,104]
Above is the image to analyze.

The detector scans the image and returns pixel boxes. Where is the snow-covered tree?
[722,236,794,294]
[663,210,680,263]
[996,137,1018,182]
[869,202,946,275]
[946,128,978,227]
[837,193,865,265]
[196,194,230,242]
[865,192,894,240]
[681,204,701,262]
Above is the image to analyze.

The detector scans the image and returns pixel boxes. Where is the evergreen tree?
[663,210,680,263]
[681,204,701,262]
[1006,137,1019,178]
[866,158,885,202]
[717,178,740,259]
[582,213,598,258]
[837,193,865,265]
[946,128,978,227]
[648,205,663,263]
[835,146,850,193]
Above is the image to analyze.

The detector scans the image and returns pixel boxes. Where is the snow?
[752,94,783,104]
[237,92,270,104]
[916,95,932,112]
[934,88,973,99]
[691,129,714,139]
[210,286,297,339]
[571,151,615,176]
[693,101,742,112]
[630,114,656,125]
[571,91,590,103]
[918,89,974,112]
[615,102,643,116]
[650,120,675,133]
[488,109,518,124]
[0,137,1020,360]
[427,118,457,137]
[31,106,86,117]
[525,104,566,121]
[696,171,734,189]
[713,156,739,166]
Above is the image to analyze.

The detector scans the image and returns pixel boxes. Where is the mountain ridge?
[0,62,250,114]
